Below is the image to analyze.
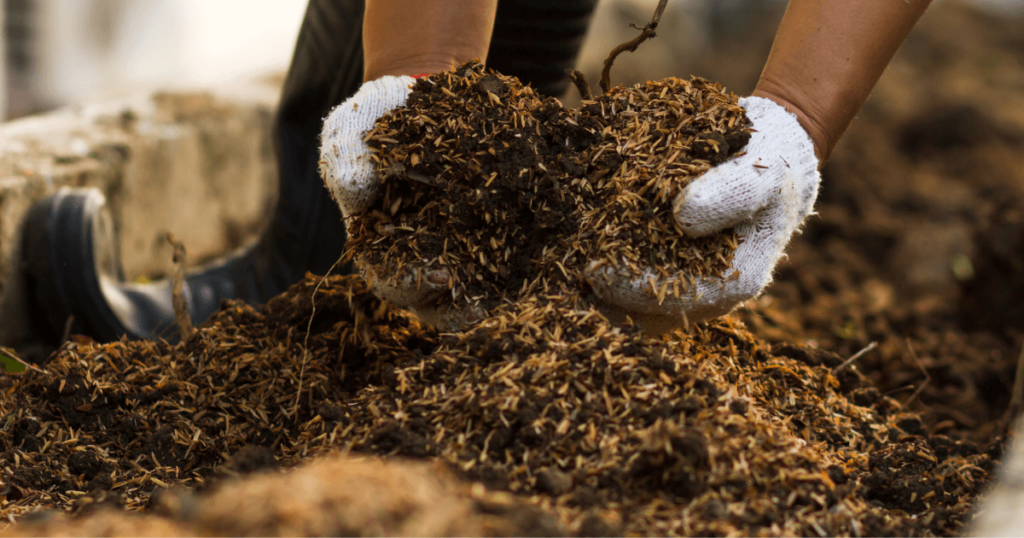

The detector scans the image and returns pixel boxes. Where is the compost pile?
[3,2,1023,536]
[346,62,748,318]
[0,275,993,536]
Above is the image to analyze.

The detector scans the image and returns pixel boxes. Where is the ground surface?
[1,2,1023,536]
[0,275,998,536]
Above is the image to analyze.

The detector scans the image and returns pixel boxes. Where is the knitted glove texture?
[587,96,821,333]
[320,76,476,329]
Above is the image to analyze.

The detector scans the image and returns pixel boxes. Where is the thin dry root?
[599,0,669,94]
[566,68,593,101]
[166,232,195,341]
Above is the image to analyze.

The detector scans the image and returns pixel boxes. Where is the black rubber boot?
[22,0,598,343]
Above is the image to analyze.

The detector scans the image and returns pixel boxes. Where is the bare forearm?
[363,0,498,82]
[752,0,933,163]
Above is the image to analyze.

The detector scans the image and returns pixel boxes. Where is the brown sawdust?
[1,455,559,538]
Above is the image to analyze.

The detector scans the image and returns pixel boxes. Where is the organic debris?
[598,0,669,93]
[166,233,194,342]
[345,62,749,322]
[733,0,1024,449]
[2,3,1021,536]
[0,275,994,536]
[0,277,433,516]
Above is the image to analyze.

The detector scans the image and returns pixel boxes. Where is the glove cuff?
[319,76,416,218]
[737,96,820,220]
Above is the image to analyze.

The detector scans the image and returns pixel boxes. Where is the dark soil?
[734,1,1024,449]
[0,277,434,513]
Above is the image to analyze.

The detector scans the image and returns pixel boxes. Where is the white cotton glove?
[320,75,415,218]
[586,96,821,333]
[320,76,464,329]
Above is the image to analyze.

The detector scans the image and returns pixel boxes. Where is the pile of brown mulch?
[0,277,432,515]
[4,4,1021,536]
[347,62,748,319]
[0,274,993,536]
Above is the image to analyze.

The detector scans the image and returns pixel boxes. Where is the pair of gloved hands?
[320,75,821,333]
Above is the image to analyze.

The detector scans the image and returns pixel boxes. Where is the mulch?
[348,62,749,321]
[2,2,1022,536]
[0,273,994,536]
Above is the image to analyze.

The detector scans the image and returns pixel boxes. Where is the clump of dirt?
[582,77,750,287]
[346,62,748,319]
[0,275,994,536]
[4,456,560,537]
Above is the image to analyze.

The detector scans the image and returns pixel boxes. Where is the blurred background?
[4,0,1024,121]
[3,0,1024,120]
[1,0,306,119]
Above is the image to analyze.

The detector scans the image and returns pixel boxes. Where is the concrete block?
[0,82,279,346]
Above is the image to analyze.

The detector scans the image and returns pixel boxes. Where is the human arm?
[362,0,498,82]
[589,0,935,332]
[321,0,498,329]
[753,0,934,163]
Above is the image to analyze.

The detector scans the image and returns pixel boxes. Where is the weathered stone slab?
[0,83,279,345]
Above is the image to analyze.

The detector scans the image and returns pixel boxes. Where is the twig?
[903,339,931,407]
[0,345,44,374]
[60,315,75,347]
[293,255,345,418]
[166,233,195,341]
[599,0,669,94]
[1003,338,1024,426]
[835,341,877,373]
[565,69,593,101]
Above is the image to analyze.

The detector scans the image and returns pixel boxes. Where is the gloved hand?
[585,96,821,333]
[320,76,471,330]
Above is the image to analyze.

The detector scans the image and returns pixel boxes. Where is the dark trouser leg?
[488,0,599,98]
[272,0,366,279]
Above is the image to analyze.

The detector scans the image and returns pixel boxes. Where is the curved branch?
[566,68,593,101]
[599,0,669,94]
